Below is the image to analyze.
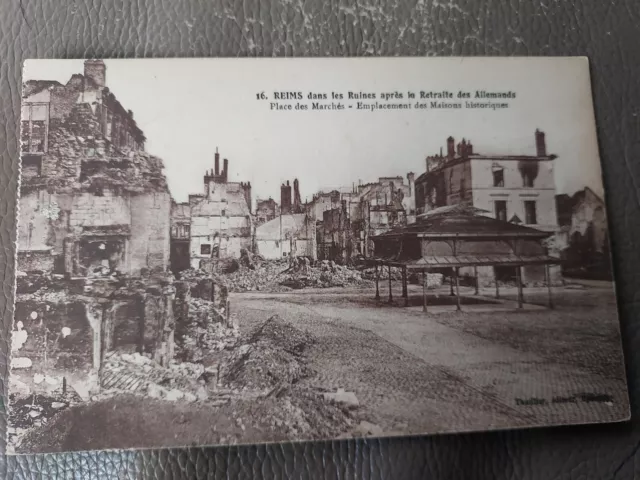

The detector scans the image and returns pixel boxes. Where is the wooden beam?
[374,263,380,301]
[388,265,393,304]
[454,267,461,311]
[546,264,554,309]
[474,266,479,295]
[450,271,455,296]
[402,266,409,307]
[422,270,428,313]
[516,266,524,309]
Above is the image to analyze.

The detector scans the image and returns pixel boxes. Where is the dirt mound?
[246,386,355,440]
[7,390,81,452]
[221,315,316,390]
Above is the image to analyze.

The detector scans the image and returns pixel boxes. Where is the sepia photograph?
[7,57,629,454]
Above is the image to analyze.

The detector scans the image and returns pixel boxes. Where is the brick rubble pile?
[220,315,316,390]
[181,255,375,293]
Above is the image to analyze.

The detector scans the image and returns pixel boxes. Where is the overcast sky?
[24,57,605,203]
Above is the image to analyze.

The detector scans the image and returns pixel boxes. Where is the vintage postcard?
[8,57,628,453]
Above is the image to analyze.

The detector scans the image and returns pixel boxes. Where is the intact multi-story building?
[415,130,558,232]
[413,130,561,284]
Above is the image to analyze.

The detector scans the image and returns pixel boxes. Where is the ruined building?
[255,197,279,226]
[413,130,561,284]
[313,176,416,262]
[19,59,171,277]
[556,187,611,279]
[280,178,305,215]
[170,201,191,274]
[185,149,253,269]
[255,213,317,260]
[14,59,185,399]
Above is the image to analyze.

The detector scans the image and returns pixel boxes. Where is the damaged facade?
[255,213,317,260]
[313,176,416,263]
[187,150,253,268]
[280,178,305,215]
[14,60,231,401]
[19,59,170,278]
[255,197,279,226]
[170,202,191,274]
[556,187,611,279]
[413,130,561,285]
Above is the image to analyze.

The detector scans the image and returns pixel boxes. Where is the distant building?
[280,178,305,215]
[311,175,416,262]
[415,130,558,232]
[187,150,253,268]
[170,201,191,274]
[18,59,171,277]
[413,130,560,284]
[255,197,279,226]
[255,213,316,260]
[556,187,611,279]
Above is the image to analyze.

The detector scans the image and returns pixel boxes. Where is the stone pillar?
[402,266,408,307]
[454,267,461,311]
[84,300,104,371]
[63,237,75,278]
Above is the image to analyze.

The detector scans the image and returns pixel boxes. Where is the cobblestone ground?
[233,282,628,436]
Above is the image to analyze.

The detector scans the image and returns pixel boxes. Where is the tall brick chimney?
[242,181,252,211]
[281,181,292,214]
[407,172,415,196]
[223,158,229,182]
[293,178,302,211]
[447,136,455,158]
[535,129,547,157]
[214,147,220,175]
[84,59,106,88]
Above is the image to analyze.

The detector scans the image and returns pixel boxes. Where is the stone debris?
[187,257,376,293]
[230,386,355,441]
[322,388,360,409]
[7,391,78,449]
[221,315,316,390]
[362,267,444,288]
[10,376,31,396]
[354,420,384,437]
[101,352,230,405]
[362,266,404,281]
[11,357,33,369]
[278,260,371,290]
[175,296,239,363]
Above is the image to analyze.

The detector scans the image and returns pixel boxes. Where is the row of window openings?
[495,200,537,225]
[21,103,142,154]
[492,169,536,188]
[201,243,291,258]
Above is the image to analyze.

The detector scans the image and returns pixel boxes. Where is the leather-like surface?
[1,0,640,478]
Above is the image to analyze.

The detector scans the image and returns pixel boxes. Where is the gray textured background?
[1,0,640,478]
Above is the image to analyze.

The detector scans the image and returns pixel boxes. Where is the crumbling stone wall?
[14,299,93,373]
[70,191,131,229]
[13,274,179,396]
[17,251,55,273]
[129,192,171,274]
